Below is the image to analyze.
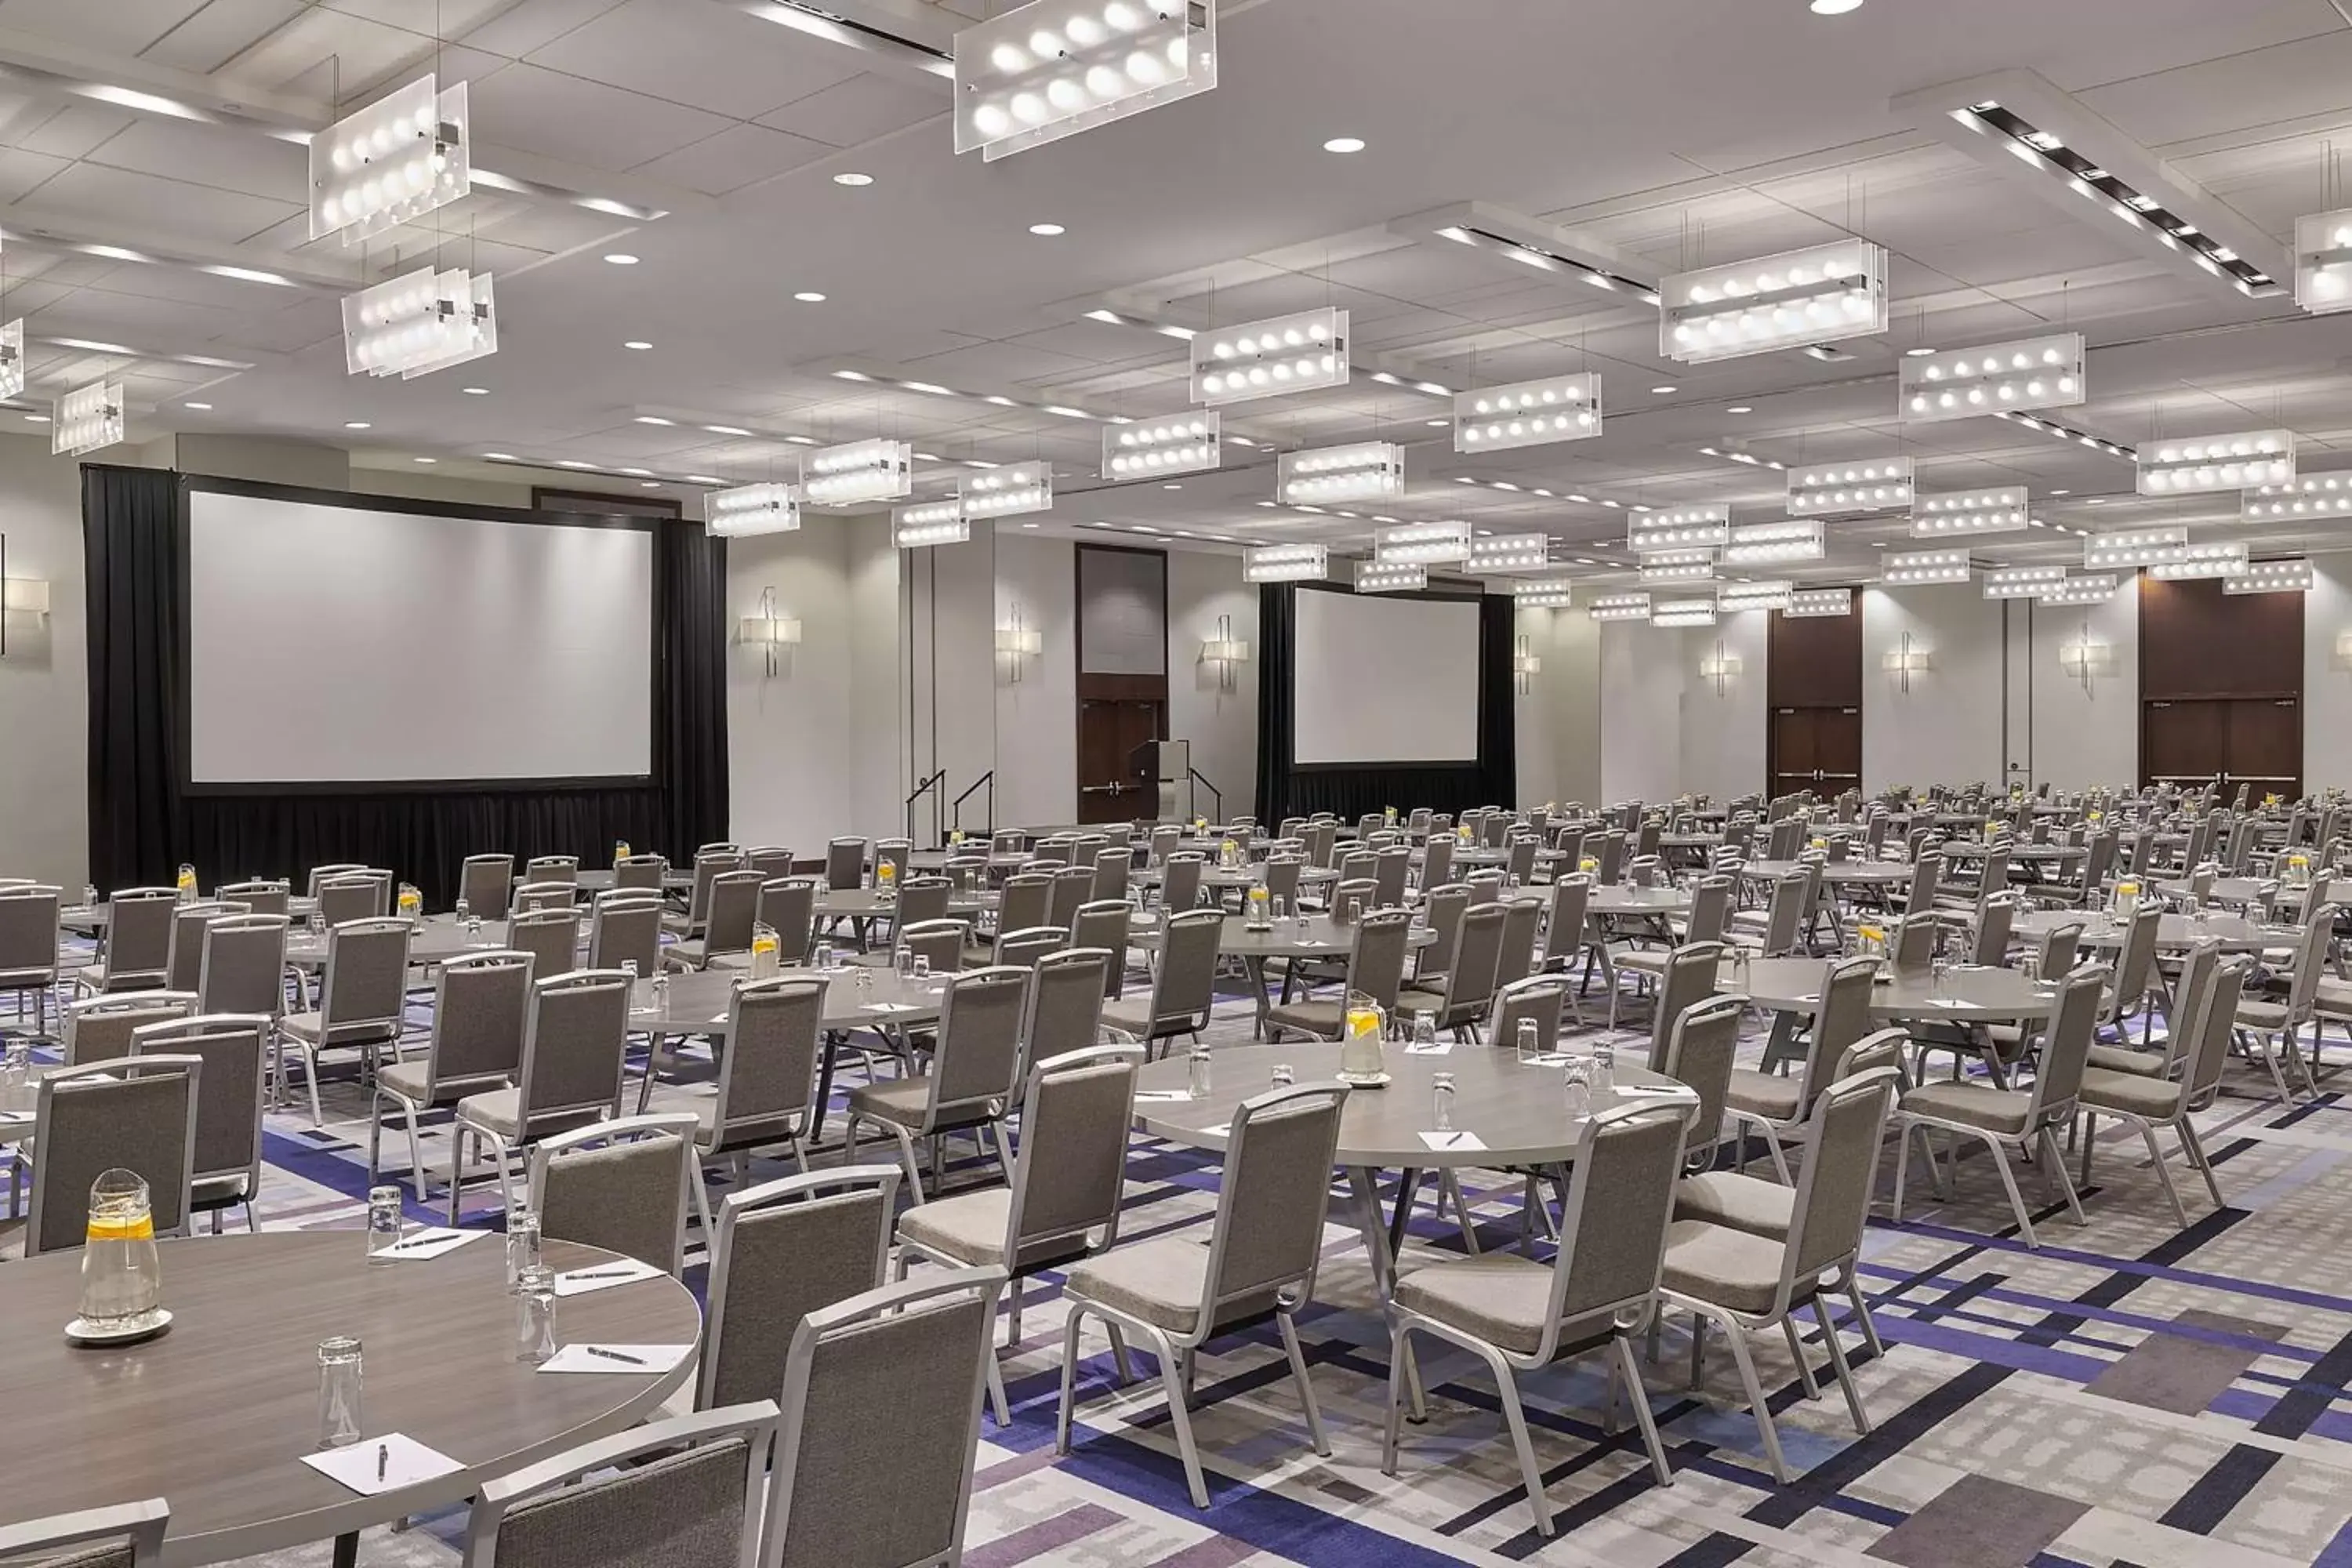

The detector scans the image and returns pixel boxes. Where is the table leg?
[1345,1165,1399,1301]
[332,1532,358,1568]
[1245,956,1273,1040]
[1388,1167,1424,1257]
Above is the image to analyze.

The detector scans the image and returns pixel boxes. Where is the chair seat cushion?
[847,1075,931,1131]
[1674,1171,1795,1242]
[1262,1000,1343,1039]
[376,1056,509,1105]
[1660,1218,1786,1315]
[2237,999,2291,1030]
[2078,1066,2184,1120]
[1722,1069,1802,1123]
[2314,977,2352,1017]
[452,1088,604,1142]
[1613,949,1669,978]
[279,1011,398,1049]
[1065,1236,1210,1334]
[1900,1080,2034,1136]
[2085,1044,2168,1078]
[1393,986,1446,1015]
[1393,1253,1612,1356]
[897,1189,1014,1267]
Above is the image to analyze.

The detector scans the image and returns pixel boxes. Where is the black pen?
[376,1443,388,1483]
[586,1345,647,1366]
[564,1269,636,1281]
[381,1232,446,1253]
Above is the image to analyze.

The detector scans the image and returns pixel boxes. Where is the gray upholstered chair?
[745,844,795,880]
[1101,906,1220,1055]
[756,877,820,964]
[1263,908,1411,1043]
[523,855,579,890]
[1415,836,1453,895]
[991,924,1065,970]
[892,918,967,977]
[315,872,390,928]
[699,1165,899,1414]
[1727,869,1809,959]
[1657,992,1753,1170]
[460,1403,775,1568]
[586,894,662,977]
[303,862,367,900]
[2234,902,2337,1100]
[0,1500,169,1568]
[2078,953,2249,1225]
[666,870,764,971]
[0,883,61,1035]
[510,881,577,917]
[1487,974,1570,1059]
[1723,953,1875,1181]
[676,847,747,936]
[129,1013,268,1234]
[1069,900,1132,996]
[1046,865,1094,931]
[1492,895,1542,992]
[216,878,291,919]
[897,1043,1143,1424]
[1090,846,1131,904]
[1893,964,2105,1248]
[448,969,633,1221]
[1056,1080,1349,1508]
[196,913,288,1018]
[645,975,831,1229]
[506,908,582,987]
[1157,852,1204,914]
[764,1270,1005,1568]
[1408,884,1470,992]
[78,887,177,995]
[1022,946,1111,1068]
[612,852,669,895]
[992,873,1054,947]
[62,991,197,1068]
[1660,1066,1900,1482]
[162,902,238,995]
[372,951,532,1200]
[458,855,515,920]
[1395,900,1508,1040]
[528,1112,699,1275]
[873,838,913,887]
[843,966,1028,1200]
[1384,1096,1697,1534]
[277,916,413,1127]
[17,1054,200,1257]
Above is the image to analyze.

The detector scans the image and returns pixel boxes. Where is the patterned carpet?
[12,948,2352,1568]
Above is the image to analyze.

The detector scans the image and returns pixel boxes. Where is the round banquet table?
[811,887,995,919]
[2152,876,2281,907]
[2012,907,2293,955]
[1724,955,2060,1024]
[1588,884,1694,918]
[1131,1040,1685,1293]
[0,1232,699,1568]
[1735,858,1914,888]
[1129,911,1436,1029]
[574,869,695,893]
[1134,862,1341,893]
[284,913,519,971]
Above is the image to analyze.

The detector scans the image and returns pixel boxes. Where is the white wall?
[992,530,1076,829]
[0,434,89,887]
[1167,548,1256,822]
[2026,583,2139,791]
[845,521,902,844]
[2305,553,2352,792]
[1863,584,2006,793]
[1678,614,1768,802]
[1599,619,1684,805]
[725,516,862,856]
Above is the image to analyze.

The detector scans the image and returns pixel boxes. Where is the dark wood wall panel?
[1766,606,1863,708]
[2140,576,2303,699]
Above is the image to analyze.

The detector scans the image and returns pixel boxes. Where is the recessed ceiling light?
[833,172,873,187]
[1022,521,1040,528]
[1810,0,1864,13]
[1904,346,1936,358]
[1163,483,1182,490]
[1028,223,1065,236]
[413,456,436,463]
[640,481,661,488]
[1727,405,1754,414]
[2051,488,2071,496]
[184,401,211,410]
[557,459,596,470]
[1425,418,1447,426]
[619,467,655,477]
[1650,385,1676,394]
[623,340,652,350]
[462,386,488,395]
[343,420,370,429]
[1323,136,1366,153]
[23,413,47,423]
[483,452,516,460]
[793,292,826,303]
[603,253,639,266]
[2087,497,2106,506]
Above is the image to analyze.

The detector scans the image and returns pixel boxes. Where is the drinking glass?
[1432,1071,1456,1132]
[1515,1015,1541,1065]
[912,955,931,981]
[813,941,835,971]
[308,910,325,942]
[1411,1013,1438,1051]
[1591,1042,1616,1096]
[454,898,470,926]
[1562,1056,1594,1120]
[504,1207,543,1293]
[316,1337,364,1449]
[365,1186,404,1261]
[897,946,918,980]
[78,1169,162,1334]
[514,1268,557,1365]
[1188,1046,1213,1100]
[0,1040,28,1114]
[649,971,669,1012]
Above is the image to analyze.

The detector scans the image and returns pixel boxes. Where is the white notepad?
[372,1227,486,1262]
[301,1433,464,1495]
[1418,1130,1486,1152]
[862,1001,922,1014]
[536,1343,695,1376]
[552,1258,664,1298]
[1403,1040,1453,1055]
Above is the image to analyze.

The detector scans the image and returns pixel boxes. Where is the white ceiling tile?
[0,144,69,205]
[83,117,307,204]
[756,73,946,149]
[449,0,630,60]
[201,296,343,354]
[631,123,834,197]
[525,0,865,122]
[139,0,309,73]
[0,0,208,54]
[13,104,140,162]
[463,62,735,171]
[225,5,440,96]
[20,163,302,245]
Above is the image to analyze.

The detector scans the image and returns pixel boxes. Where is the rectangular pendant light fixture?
[2225,557,2314,595]
[1354,559,1426,593]
[1785,588,1853,618]
[1882,549,1971,586]
[801,438,913,506]
[310,74,469,242]
[1982,564,2069,598]
[1659,238,1889,365]
[2082,526,2187,569]
[1899,332,2085,423]
[1374,519,1471,565]
[2144,542,2251,580]
[53,378,122,456]
[2243,473,2352,521]
[1515,585,1576,609]
[1465,532,1552,572]
[1639,554,1715,584]
[960,462,1052,519]
[2040,574,2119,605]
[1723,518,1824,564]
[0,318,21,401]
[892,499,971,548]
[2296,209,2352,314]
[1910,485,2029,538]
[1788,457,1913,517]
[1718,580,1794,614]
[1628,504,1730,552]
[1102,412,1219,480]
[1192,307,1348,405]
[1651,598,1719,627]
[706,482,800,539]
[344,265,497,379]
[1277,441,1402,505]
[953,0,1218,162]
[2137,430,2294,495]
[1588,592,1650,620]
[1452,372,1601,452]
[1244,543,1328,583]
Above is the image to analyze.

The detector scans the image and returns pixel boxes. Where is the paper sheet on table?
[863,1001,923,1014]
[1418,1130,1486,1152]
[536,1343,695,1376]
[1133,1090,1194,1103]
[301,1434,463,1495]
[1613,1084,1691,1099]
[553,1258,664,1298]
[1403,1040,1453,1055]
[374,1227,485,1262]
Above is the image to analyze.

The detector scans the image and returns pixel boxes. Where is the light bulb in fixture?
[461,386,488,395]
[184,401,212,410]
[343,420,371,429]
[793,291,826,303]
[1029,222,1065,236]
[833,172,873,186]
[1323,136,1365,152]
[1809,0,1864,13]
[602,252,639,265]
[623,340,652,350]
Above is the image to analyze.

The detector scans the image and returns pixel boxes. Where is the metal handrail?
[952,771,995,837]
[1186,768,1223,822]
[906,768,946,848]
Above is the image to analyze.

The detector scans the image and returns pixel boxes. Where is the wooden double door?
[1077,698,1165,823]
[1769,706,1862,801]
[2143,696,2300,798]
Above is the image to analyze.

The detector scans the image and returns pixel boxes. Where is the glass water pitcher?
[78,1169,164,1334]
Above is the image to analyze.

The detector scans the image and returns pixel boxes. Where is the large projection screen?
[1292,588,1481,766]
[185,485,655,788]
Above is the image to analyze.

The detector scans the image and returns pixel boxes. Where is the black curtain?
[84,466,730,906]
[1253,583,1515,822]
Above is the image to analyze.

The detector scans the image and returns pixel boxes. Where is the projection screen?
[1291,587,1482,766]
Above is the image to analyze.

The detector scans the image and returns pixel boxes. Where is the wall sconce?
[2057,619,2114,695]
[2336,630,2352,672]
[995,604,1043,684]
[737,586,800,677]
[1513,633,1541,695]
[0,533,48,657]
[1881,630,1933,692]
[1698,638,1742,697]
[1201,612,1250,692]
